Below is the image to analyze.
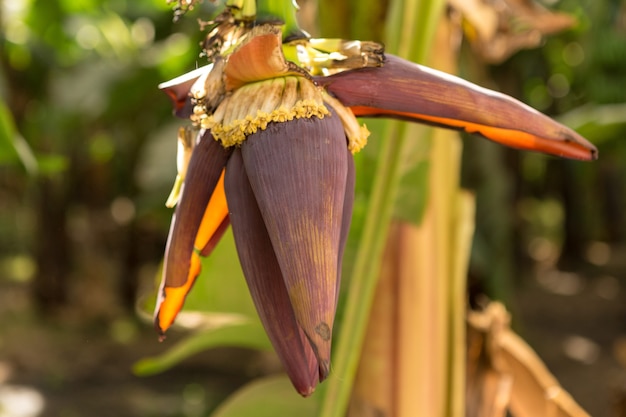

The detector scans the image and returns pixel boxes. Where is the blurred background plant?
[0,0,215,314]
[1,0,625,416]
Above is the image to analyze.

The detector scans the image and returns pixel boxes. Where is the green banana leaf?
[210,375,320,417]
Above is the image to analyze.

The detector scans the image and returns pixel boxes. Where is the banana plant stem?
[256,0,304,38]
[319,122,409,417]
[319,1,446,414]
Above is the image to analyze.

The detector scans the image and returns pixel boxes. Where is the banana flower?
[153,22,596,396]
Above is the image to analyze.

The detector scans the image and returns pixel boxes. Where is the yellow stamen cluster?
[195,76,327,147]
[191,75,369,153]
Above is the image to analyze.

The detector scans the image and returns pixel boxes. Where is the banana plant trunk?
[347,11,474,417]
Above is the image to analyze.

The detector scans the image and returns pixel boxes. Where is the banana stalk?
[346,12,471,417]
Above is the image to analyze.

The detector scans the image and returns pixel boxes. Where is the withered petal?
[223,26,306,91]
[159,65,210,118]
[316,54,597,161]
[155,130,232,335]
[225,148,319,396]
[240,111,348,380]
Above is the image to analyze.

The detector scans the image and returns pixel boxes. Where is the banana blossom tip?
[153,24,596,396]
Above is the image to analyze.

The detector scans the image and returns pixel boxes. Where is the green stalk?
[227,0,303,39]
[387,0,445,64]
[256,0,305,39]
[448,191,475,417]
[319,1,446,416]
[319,116,409,417]
[226,0,256,19]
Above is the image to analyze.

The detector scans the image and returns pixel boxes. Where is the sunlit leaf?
[210,375,320,417]
[133,318,271,376]
[558,103,626,145]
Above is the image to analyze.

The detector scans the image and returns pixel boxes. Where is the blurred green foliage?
[461,0,626,303]
[0,0,220,310]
